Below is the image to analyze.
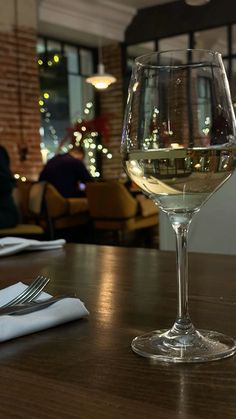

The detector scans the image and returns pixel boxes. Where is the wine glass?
[121,49,236,363]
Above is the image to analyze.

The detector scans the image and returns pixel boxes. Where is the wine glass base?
[131,329,236,363]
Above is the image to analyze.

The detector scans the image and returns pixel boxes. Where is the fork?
[1,275,50,308]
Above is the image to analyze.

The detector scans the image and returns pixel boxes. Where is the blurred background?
[1,0,236,251]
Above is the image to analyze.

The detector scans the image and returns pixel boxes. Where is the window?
[125,42,156,94]
[197,77,212,137]
[194,27,228,56]
[37,37,95,160]
[158,34,189,51]
[127,42,155,58]
[125,24,236,116]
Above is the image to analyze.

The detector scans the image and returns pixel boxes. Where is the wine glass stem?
[170,214,195,335]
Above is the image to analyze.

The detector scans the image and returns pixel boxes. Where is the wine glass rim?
[134,48,222,68]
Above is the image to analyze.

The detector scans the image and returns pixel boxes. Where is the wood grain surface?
[0,244,236,419]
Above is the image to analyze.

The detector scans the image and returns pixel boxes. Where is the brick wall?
[99,43,124,180]
[0,26,42,180]
[0,32,125,181]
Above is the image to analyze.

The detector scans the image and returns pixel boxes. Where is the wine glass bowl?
[121,49,236,362]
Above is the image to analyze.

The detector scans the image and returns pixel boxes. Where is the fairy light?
[14,173,28,182]
[64,101,113,178]
[53,54,60,63]
[38,94,113,176]
[39,92,59,161]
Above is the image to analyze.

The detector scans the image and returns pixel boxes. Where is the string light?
[39,91,59,159]
[37,51,114,175]
[53,54,60,63]
[14,173,28,182]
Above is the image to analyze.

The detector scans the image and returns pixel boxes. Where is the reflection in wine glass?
[121,49,236,362]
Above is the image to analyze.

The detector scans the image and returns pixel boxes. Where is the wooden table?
[0,244,236,418]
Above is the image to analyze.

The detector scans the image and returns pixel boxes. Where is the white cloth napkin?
[0,237,66,257]
[0,282,89,342]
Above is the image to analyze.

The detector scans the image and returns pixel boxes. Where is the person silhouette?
[39,145,93,198]
[0,145,19,228]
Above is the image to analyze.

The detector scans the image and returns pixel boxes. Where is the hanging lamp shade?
[86,63,117,90]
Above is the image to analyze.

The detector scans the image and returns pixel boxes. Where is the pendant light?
[86,41,117,90]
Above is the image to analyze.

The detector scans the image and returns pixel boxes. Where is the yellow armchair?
[40,183,90,239]
[86,181,158,244]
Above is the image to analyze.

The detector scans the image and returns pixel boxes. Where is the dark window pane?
[197,77,212,137]
[45,40,62,67]
[80,49,93,76]
[68,75,94,121]
[38,39,95,158]
[127,42,155,59]
[39,56,69,155]
[47,40,61,53]
[37,38,45,54]
[64,45,79,74]
[194,27,227,56]
[126,42,155,77]
[159,34,188,51]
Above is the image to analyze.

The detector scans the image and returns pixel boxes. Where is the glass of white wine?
[121,49,236,362]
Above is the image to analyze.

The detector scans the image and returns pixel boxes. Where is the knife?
[0,295,71,316]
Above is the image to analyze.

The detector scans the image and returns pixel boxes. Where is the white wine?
[124,147,235,213]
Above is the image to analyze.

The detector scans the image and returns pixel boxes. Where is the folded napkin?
[0,237,66,257]
[0,282,89,342]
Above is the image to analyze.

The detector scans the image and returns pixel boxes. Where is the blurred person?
[39,145,93,198]
[0,145,19,228]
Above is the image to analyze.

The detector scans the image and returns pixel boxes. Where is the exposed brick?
[0,27,42,180]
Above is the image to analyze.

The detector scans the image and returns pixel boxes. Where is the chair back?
[86,181,138,219]
[44,183,69,218]
[0,181,45,239]
[28,181,46,216]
